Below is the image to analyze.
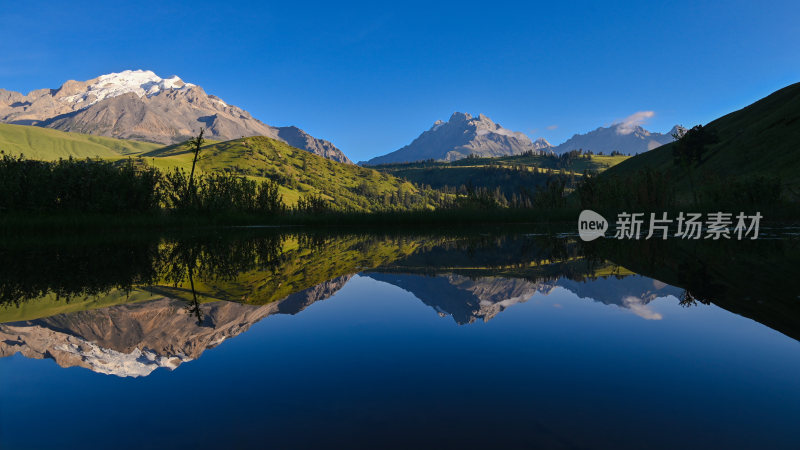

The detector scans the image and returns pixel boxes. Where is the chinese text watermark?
[578,210,762,241]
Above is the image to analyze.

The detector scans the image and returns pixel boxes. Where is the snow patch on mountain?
[54,338,192,377]
[62,69,196,106]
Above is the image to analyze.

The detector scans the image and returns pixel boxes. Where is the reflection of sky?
[1,275,799,449]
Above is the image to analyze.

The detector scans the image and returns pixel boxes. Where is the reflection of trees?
[185,260,205,326]
[156,233,288,323]
[0,231,289,310]
[0,230,423,311]
[678,289,711,308]
[5,229,797,341]
[0,237,161,306]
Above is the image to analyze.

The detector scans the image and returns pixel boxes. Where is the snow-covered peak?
[62,69,195,106]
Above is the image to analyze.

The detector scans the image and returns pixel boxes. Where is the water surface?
[1,229,798,449]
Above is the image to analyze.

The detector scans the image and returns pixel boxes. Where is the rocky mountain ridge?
[364,112,552,165]
[551,123,682,155]
[0,70,352,163]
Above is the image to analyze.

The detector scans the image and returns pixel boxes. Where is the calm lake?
[1,228,799,449]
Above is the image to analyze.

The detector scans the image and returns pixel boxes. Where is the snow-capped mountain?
[60,70,197,106]
[363,112,551,165]
[550,123,681,156]
[0,70,351,163]
[364,272,555,324]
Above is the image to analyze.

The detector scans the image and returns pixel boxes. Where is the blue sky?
[1,0,798,161]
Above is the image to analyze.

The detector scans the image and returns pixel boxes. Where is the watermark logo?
[578,209,608,241]
[578,210,762,241]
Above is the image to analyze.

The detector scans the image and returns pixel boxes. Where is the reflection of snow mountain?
[0,271,683,376]
[557,275,682,320]
[557,275,682,306]
[365,272,681,324]
[0,275,351,377]
[365,273,556,324]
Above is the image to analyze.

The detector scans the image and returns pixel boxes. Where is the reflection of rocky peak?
[367,271,681,324]
[277,274,353,314]
[365,272,555,324]
[0,275,352,377]
[556,275,681,307]
[556,275,681,320]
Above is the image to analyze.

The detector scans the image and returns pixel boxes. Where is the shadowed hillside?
[602,82,800,201]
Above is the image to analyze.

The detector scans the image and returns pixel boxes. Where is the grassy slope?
[0,289,160,323]
[373,153,628,173]
[370,153,629,193]
[0,125,433,211]
[0,123,161,160]
[135,136,431,210]
[603,81,800,192]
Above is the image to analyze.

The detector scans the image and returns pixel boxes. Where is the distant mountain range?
[0,69,351,163]
[363,112,552,165]
[361,111,682,164]
[551,123,682,155]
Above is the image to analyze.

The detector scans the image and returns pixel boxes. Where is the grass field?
[0,123,162,160]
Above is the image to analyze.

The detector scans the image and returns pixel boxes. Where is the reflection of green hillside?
[0,289,160,323]
[153,234,433,305]
[0,233,442,322]
[374,234,633,282]
[3,229,797,344]
[591,237,800,340]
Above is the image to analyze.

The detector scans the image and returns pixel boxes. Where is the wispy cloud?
[622,296,663,320]
[546,124,558,130]
[614,111,655,135]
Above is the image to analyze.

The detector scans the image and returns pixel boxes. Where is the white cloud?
[614,111,655,135]
[622,296,663,320]
[546,124,558,130]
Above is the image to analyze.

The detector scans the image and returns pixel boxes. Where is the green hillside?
[134,136,439,210]
[0,123,161,160]
[0,124,439,212]
[602,81,800,202]
[370,152,629,197]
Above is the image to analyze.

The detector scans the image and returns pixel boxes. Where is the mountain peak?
[364,112,548,164]
[553,123,677,155]
[0,71,351,163]
[60,69,195,107]
[449,111,472,122]
[533,137,552,149]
